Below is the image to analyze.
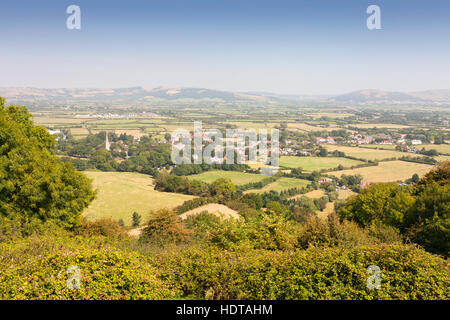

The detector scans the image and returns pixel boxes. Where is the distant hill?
[0,87,263,104]
[1,87,449,107]
[329,89,450,105]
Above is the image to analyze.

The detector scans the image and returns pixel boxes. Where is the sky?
[0,0,449,95]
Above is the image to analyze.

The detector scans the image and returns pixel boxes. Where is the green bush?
[0,234,179,300]
[154,243,450,300]
[0,103,95,229]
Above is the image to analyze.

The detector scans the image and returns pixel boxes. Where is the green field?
[329,160,433,183]
[186,170,268,185]
[359,144,396,150]
[248,177,310,194]
[83,171,195,226]
[279,156,363,170]
[420,144,450,155]
[324,145,407,161]
[351,123,411,129]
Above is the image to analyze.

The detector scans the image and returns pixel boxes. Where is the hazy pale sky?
[0,0,449,94]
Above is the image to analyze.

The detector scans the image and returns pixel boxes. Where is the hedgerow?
[0,233,179,300]
[153,243,450,300]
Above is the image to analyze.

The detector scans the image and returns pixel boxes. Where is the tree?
[405,181,449,256]
[211,178,236,200]
[318,147,328,157]
[411,173,420,183]
[338,183,415,229]
[0,100,95,229]
[132,212,142,227]
[141,209,191,245]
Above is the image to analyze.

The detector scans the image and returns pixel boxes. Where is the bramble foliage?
[338,183,415,229]
[78,218,127,240]
[338,161,450,257]
[0,233,179,300]
[153,243,450,300]
[0,102,95,229]
[140,209,192,246]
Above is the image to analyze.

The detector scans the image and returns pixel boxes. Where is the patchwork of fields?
[83,171,195,226]
[329,160,433,183]
[279,156,364,170]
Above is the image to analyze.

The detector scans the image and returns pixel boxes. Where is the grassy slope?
[186,170,268,185]
[279,156,363,170]
[329,160,433,183]
[83,171,195,226]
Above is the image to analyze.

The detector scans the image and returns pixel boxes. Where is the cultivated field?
[247,177,310,194]
[289,189,324,200]
[350,123,411,129]
[359,144,396,150]
[306,112,354,119]
[287,122,340,132]
[179,204,240,220]
[338,189,356,200]
[83,171,195,226]
[324,145,406,161]
[279,156,364,170]
[420,144,450,154]
[186,170,268,185]
[329,161,433,183]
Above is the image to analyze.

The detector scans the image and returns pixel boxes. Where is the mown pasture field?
[246,177,310,194]
[324,145,407,161]
[279,156,364,170]
[186,170,268,185]
[359,144,396,150]
[83,171,195,226]
[329,160,433,183]
[420,144,450,154]
[350,123,411,129]
[286,122,341,132]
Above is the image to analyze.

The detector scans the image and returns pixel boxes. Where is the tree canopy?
[0,99,95,229]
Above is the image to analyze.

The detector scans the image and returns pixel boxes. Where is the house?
[316,137,326,144]
[318,178,333,184]
[411,139,422,145]
[326,137,336,144]
[360,181,372,189]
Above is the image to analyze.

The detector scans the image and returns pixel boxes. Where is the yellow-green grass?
[338,189,356,200]
[359,144,396,150]
[434,155,450,163]
[279,156,363,170]
[222,121,279,130]
[83,171,195,226]
[329,161,433,183]
[69,128,90,137]
[112,129,148,138]
[351,123,411,129]
[33,117,87,125]
[316,202,335,220]
[287,123,341,132]
[324,145,406,161]
[420,144,450,154]
[246,177,310,194]
[186,170,268,185]
[306,112,355,119]
[289,189,324,200]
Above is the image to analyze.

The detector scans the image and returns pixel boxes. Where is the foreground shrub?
[78,218,127,240]
[154,243,450,300]
[140,209,192,247]
[0,234,178,299]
